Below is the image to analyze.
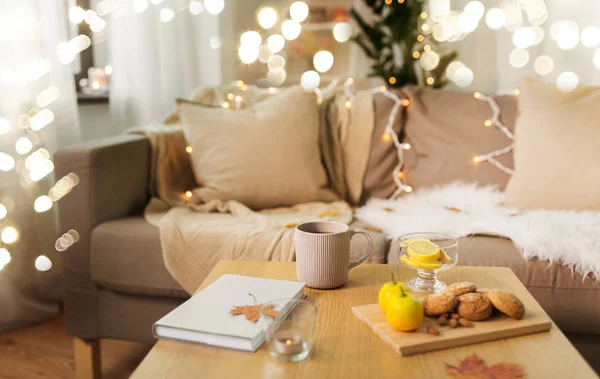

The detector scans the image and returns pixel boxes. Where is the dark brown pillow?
[401,86,518,190]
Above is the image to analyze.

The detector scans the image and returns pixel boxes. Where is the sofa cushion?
[505,77,600,210]
[178,86,339,210]
[387,236,600,335]
[91,217,188,298]
[401,86,518,190]
[360,91,404,203]
[90,217,388,297]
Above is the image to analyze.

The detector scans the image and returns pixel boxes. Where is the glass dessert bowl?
[396,232,458,294]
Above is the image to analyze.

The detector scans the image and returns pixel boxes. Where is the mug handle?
[348,229,373,270]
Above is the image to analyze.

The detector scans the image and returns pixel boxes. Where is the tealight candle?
[272,330,304,356]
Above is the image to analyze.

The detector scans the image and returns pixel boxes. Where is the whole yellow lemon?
[378,280,409,313]
[386,289,424,332]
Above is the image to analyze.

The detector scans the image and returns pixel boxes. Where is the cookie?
[487,290,525,319]
[423,292,458,317]
[456,292,493,321]
[445,281,477,297]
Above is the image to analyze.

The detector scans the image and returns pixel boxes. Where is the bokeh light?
[189,1,204,15]
[34,196,53,213]
[238,45,259,64]
[30,109,54,131]
[485,8,505,30]
[35,255,52,272]
[419,50,440,71]
[446,61,465,81]
[15,137,33,155]
[513,27,535,48]
[0,153,15,172]
[453,66,474,87]
[267,55,286,72]
[300,70,320,92]
[257,7,277,29]
[289,2,309,23]
[267,34,285,53]
[0,248,10,266]
[240,31,262,47]
[509,48,530,68]
[160,8,175,23]
[556,71,579,92]
[204,0,224,15]
[133,0,148,14]
[503,3,523,31]
[281,20,301,40]
[552,20,579,50]
[582,26,600,48]
[69,6,86,23]
[313,50,334,73]
[1,226,19,244]
[333,23,352,43]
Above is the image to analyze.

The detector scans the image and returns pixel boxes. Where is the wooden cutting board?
[352,303,552,356]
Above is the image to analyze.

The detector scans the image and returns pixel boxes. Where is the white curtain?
[108,0,223,127]
[448,0,600,93]
[0,0,81,331]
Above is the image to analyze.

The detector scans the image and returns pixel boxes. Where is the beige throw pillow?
[401,86,518,190]
[178,86,338,210]
[505,77,600,210]
[361,90,406,202]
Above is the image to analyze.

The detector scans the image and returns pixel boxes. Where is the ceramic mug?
[295,221,373,289]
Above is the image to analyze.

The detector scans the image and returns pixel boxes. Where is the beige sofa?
[55,89,600,376]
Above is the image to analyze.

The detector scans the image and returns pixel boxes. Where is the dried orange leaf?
[486,363,524,379]
[444,354,525,379]
[318,210,338,218]
[283,222,298,228]
[445,206,465,213]
[230,304,263,323]
[262,304,279,318]
[382,207,394,212]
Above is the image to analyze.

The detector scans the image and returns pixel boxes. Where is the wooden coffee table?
[131,261,596,378]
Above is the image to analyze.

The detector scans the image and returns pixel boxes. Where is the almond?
[438,316,448,326]
[458,318,473,327]
[427,325,440,336]
[449,319,459,328]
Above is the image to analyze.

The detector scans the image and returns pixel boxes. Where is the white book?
[153,274,306,352]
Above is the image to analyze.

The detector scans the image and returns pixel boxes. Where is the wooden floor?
[0,315,151,379]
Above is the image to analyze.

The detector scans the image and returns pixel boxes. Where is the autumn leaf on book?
[444,354,525,379]
[230,293,280,323]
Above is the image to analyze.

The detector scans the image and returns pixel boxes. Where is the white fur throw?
[356,182,600,279]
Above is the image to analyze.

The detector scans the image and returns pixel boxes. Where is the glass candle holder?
[260,298,317,362]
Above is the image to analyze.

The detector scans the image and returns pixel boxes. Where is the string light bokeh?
[4,0,600,274]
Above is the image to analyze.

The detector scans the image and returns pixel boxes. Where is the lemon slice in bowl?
[400,256,443,270]
[406,240,441,263]
[398,238,431,248]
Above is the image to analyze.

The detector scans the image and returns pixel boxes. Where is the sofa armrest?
[54,134,150,338]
